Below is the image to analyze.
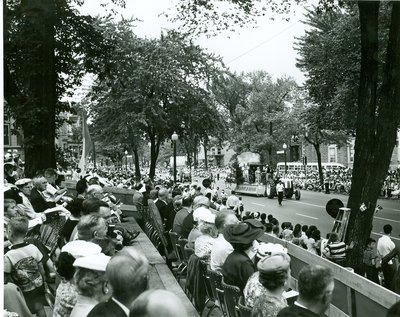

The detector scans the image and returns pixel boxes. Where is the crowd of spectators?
[3,168,188,317]
[3,159,399,316]
[285,167,400,198]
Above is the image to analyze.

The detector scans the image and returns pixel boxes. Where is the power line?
[226,21,300,65]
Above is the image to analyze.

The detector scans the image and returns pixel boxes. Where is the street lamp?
[125,150,128,170]
[171,132,178,183]
[283,143,288,177]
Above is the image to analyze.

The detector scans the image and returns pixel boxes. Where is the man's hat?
[223,219,264,245]
[15,178,32,187]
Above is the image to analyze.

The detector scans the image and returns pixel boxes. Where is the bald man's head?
[130,290,187,317]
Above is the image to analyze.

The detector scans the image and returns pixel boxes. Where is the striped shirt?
[326,242,346,259]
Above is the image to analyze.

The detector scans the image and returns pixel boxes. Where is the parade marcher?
[276,181,285,206]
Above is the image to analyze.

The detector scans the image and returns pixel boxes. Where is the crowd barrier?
[259,234,400,317]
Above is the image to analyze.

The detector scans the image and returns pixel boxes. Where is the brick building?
[300,131,400,170]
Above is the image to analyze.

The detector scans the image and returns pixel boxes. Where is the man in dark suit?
[87,247,149,317]
[277,265,335,317]
[30,175,54,212]
[155,188,175,231]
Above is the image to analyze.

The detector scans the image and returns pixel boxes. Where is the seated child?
[4,217,46,317]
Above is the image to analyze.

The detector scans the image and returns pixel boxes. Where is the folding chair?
[207,268,227,317]
[221,277,242,317]
[235,296,252,317]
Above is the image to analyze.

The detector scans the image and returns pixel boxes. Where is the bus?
[277,162,346,173]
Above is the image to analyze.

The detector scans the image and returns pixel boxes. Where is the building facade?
[300,131,400,170]
[3,115,24,161]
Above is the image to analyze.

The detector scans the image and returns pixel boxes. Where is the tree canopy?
[89,25,227,178]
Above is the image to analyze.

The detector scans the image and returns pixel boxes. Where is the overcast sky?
[77,0,315,95]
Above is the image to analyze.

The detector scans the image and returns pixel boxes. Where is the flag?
[78,110,93,173]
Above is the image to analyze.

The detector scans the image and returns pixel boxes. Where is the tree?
[172,0,400,272]
[212,71,300,165]
[300,103,349,185]
[4,0,120,176]
[89,25,227,178]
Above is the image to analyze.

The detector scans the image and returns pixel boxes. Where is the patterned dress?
[251,293,287,317]
[244,272,264,307]
[53,280,78,317]
[195,235,216,262]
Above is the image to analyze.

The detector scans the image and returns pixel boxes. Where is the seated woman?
[244,243,288,307]
[251,252,291,317]
[194,212,217,262]
[53,241,101,317]
[221,219,265,292]
[70,253,111,317]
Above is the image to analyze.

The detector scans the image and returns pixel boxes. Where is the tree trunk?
[346,1,400,273]
[22,0,56,177]
[314,144,323,187]
[132,147,141,181]
[204,138,208,170]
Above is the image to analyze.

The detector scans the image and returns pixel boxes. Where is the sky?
[76,0,316,99]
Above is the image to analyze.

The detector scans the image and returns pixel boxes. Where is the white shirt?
[210,233,234,271]
[276,183,284,192]
[377,235,395,264]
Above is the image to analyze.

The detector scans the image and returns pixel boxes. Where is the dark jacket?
[155,200,175,231]
[186,254,206,312]
[277,305,320,317]
[221,250,255,292]
[30,188,52,213]
[181,212,194,239]
[87,298,127,317]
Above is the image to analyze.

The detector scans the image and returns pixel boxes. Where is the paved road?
[217,181,400,247]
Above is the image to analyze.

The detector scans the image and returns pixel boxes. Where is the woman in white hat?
[53,241,102,317]
[194,212,218,262]
[70,253,111,317]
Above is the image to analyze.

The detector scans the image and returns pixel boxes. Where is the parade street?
[224,185,400,249]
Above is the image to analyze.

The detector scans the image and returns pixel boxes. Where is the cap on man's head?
[61,240,102,258]
[73,253,110,271]
[15,178,32,187]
